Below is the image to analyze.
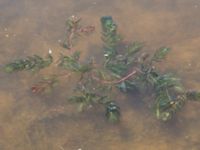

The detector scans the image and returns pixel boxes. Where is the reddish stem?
[92,70,137,84]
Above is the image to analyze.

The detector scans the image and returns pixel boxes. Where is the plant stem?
[92,70,137,84]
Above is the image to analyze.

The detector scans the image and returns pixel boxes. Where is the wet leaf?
[152,47,170,62]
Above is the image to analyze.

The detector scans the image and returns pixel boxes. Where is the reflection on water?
[1,0,200,150]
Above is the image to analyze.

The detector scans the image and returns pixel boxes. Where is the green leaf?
[126,42,143,56]
[59,52,92,73]
[101,16,121,61]
[155,74,181,91]
[152,47,170,62]
[154,88,186,121]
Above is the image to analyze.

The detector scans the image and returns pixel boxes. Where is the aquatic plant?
[3,16,200,123]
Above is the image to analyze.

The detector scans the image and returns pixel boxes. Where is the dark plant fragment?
[105,101,120,123]
[31,76,58,94]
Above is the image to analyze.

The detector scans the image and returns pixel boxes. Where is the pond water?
[1,0,200,150]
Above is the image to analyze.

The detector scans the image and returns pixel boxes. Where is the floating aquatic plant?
[3,16,200,123]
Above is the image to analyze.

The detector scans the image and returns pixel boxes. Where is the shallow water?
[1,0,200,150]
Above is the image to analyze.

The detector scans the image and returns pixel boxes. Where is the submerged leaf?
[154,74,181,91]
[105,101,120,123]
[152,47,170,62]
[69,91,105,112]
[126,42,143,56]
[59,52,92,73]
[31,76,58,94]
[117,80,137,93]
[101,16,121,60]
[186,90,200,101]
[154,89,186,121]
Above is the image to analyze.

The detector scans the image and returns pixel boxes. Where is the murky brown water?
[1,0,200,150]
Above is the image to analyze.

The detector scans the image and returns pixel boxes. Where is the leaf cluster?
[69,90,101,112]
[101,16,121,59]
[63,15,95,49]
[59,51,92,73]
[69,89,120,122]
[152,74,186,121]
